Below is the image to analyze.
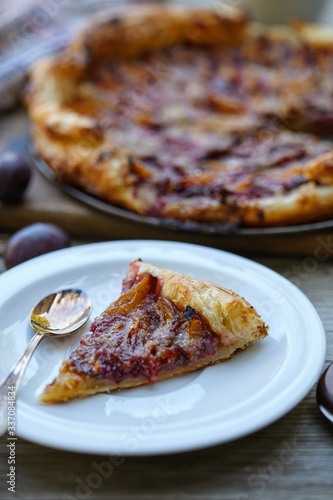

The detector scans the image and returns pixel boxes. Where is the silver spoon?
[0,289,92,436]
[316,363,333,423]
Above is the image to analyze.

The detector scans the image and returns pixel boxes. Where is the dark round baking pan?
[30,146,333,237]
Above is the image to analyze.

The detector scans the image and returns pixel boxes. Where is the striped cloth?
[0,0,157,112]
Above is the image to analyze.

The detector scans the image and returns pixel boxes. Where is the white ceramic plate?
[0,241,326,455]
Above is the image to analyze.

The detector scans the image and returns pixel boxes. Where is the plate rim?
[0,240,327,455]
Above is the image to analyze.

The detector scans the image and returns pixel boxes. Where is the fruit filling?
[68,273,219,383]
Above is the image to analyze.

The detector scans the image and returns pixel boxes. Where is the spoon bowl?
[30,289,92,334]
[0,289,92,435]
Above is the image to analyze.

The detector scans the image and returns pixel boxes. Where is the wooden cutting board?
[1,109,332,258]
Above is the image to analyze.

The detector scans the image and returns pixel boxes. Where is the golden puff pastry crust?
[125,260,268,345]
[40,261,268,403]
[25,4,333,227]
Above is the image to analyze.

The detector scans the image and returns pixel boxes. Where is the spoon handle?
[0,332,45,436]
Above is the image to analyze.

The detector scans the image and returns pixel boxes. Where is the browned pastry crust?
[40,260,268,403]
[25,4,333,227]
